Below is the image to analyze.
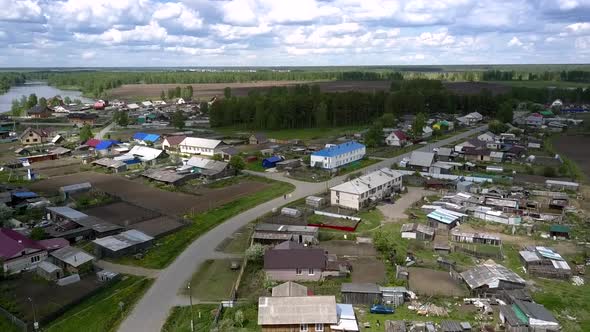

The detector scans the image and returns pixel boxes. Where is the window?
[295,268,302,275]
[300,324,308,332]
[26,139,30,143]
[308,268,314,276]
[31,256,40,263]
[315,323,324,331]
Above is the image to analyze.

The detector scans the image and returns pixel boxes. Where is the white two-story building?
[310,141,366,170]
[330,168,403,210]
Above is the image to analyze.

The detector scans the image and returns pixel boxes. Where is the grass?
[220,304,260,331]
[162,304,217,332]
[184,260,239,301]
[45,276,152,332]
[244,161,266,172]
[217,225,253,254]
[0,316,21,332]
[113,179,294,269]
[356,208,384,233]
[215,126,366,141]
[367,144,421,159]
[338,158,380,176]
[532,278,590,332]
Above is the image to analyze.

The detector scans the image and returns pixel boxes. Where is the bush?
[542,166,557,177]
[245,243,265,262]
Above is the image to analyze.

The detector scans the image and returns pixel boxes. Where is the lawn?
[532,278,590,332]
[183,260,239,301]
[113,179,294,269]
[244,161,266,172]
[367,144,421,159]
[216,225,253,254]
[338,158,381,176]
[45,276,152,332]
[215,126,366,141]
[162,304,217,332]
[355,208,384,233]
[0,316,21,332]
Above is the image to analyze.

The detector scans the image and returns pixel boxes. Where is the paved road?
[118,124,487,332]
[95,121,115,139]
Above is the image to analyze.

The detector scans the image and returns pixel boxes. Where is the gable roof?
[119,146,163,162]
[312,141,365,158]
[264,241,327,270]
[163,135,186,146]
[50,246,95,267]
[409,151,435,167]
[258,296,338,325]
[330,168,403,195]
[460,262,525,290]
[95,140,120,150]
[133,132,161,142]
[185,156,228,172]
[85,138,101,148]
[272,281,309,297]
[0,228,44,259]
[180,137,222,149]
[20,127,50,139]
[514,300,558,323]
[38,238,70,251]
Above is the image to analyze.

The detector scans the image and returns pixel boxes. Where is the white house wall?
[331,190,360,210]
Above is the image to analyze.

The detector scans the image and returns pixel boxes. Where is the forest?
[209,79,590,130]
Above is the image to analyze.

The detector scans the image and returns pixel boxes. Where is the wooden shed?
[341,283,382,305]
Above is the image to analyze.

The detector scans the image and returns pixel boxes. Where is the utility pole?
[28,297,38,330]
[188,282,194,332]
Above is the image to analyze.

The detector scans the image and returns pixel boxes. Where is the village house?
[400,223,435,241]
[19,127,50,145]
[450,229,501,246]
[258,295,338,332]
[177,156,234,180]
[422,126,433,139]
[463,147,492,162]
[525,113,544,127]
[519,246,572,279]
[264,241,348,281]
[427,208,465,230]
[385,130,409,147]
[178,137,223,156]
[0,228,48,274]
[45,206,122,242]
[161,135,186,152]
[330,168,403,210]
[114,145,167,166]
[92,229,154,259]
[477,131,497,142]
[253,223,319,245]
[500,300,559,332]
[26,105,53,118]
[67,112,98,126]
[460,262,526,295]
[310,141,366,170]
[250,133,268,145]
[133,132,161,145]
[49,246,95,275]
[407,151,435,172]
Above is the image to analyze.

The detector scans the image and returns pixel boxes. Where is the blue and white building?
[310,141,366,170]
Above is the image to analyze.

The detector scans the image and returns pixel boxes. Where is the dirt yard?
[29,172,270,217]
[129,216,185,238]
[83,202,160,226]
[408,267,467,297]
[320,240,386,284]
[378,187,436,222]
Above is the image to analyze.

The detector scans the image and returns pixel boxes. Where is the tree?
[38,97,47,108]
[381,113,396,127]
[64,96,72,105]
[234,310,245,328]
[30,227,46,241]
[212,154,223,161]
[542,166,557,177]
[160,90,166,100]
[364,122,383,148]
[26,93,38,109]
[488,120,509,134]
[224,87,232,99]
[10,99,22,116]
[73,98,82,105]
[113,111,129,127]
[171,110,186,130]
[200,102,209,114]
[314,101,329,128]
[229,155,245,171]
[412,113,426,138]
[79,124,93,143]
[245,243,265,262]
[497,100,515,123]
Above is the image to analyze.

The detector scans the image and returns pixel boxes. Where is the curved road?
[118,124,487,332]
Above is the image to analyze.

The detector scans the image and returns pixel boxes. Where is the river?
[0,81,93,113]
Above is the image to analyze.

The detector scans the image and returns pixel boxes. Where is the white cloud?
[0,0,45,23]
[566,22,590,34]
[507,36,523,47]
[75,21,168,44]
[417,29,455,46]
[81,51,96,59]
[153,2,203,31]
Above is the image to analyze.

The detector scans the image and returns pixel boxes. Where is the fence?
[452,244,503,260]
[0,305,28,332]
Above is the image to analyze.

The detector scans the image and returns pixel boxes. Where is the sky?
[1,0,590,67]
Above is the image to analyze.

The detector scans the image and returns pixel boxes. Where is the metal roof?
[341,283,381,294]
[60,182,92,193]
[95,140,120,150]
[312,141,365,158]
[180,137,222,149]
[38,261,62,273]
[519,250,541,263]
[264,243,326,270]
[50,246,95,267]
[460,263,526,290]
[427,210,460,224]
[272,282,308,297]
[409,151,435,168]
[47,206,88,220]
[133,132,161,142]
[185,157,228,172]
[330,168,403,195]
[515,300,558,324]
[440,321,463,332]
[11,191,38,199]
[117,146,163,162]
[258,296,338,325]
[93,229,153,252]
[500,305,527,326]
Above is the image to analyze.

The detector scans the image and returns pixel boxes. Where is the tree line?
[160,86,193,100]
[210,79,590,130]
[482,70,590,83]
[10,93,81,116]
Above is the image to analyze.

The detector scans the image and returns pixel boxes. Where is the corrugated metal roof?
[460,263,525,290]
[180,137,222,149]
[330,168,403,195]
[312,141,365,158]
[11,191,38,198]
[60,182,92,193]
[341,283,381,294]
[47,206,88,220]
[93,229,153,252]
[427,210,459,224]
[50,246,95,267]
[258,296,338,325]
[409,151,435,168]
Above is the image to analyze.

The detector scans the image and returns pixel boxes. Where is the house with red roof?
[385,130,409,147]
[162,135,186,152]
[0,228,48,274]
[85,138,101,148]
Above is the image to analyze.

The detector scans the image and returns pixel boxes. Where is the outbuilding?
[341,283,382,305]
[92,229,154,259]
[262,156,283,168]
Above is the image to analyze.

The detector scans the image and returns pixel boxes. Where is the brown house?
[258,295,338,332]
[27,105,53,118]
[19,127,51,145]
[264,241,349,281]
[67,113,98,126]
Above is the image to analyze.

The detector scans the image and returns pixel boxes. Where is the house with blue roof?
[133,132,161,145]
[95,140,120,153]
[310,141,366,170]
[262,156,283,168]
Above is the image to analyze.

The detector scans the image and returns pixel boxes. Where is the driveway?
[378,187,436,222]
[118,125,487,332]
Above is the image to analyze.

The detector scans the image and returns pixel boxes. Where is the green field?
[162,304,217,332]
[355,208,384,233]
[113,179,294,269]
[0,316,21,332]
[45,276,152,332]
[184,260,239,301]
[533,278,590,332]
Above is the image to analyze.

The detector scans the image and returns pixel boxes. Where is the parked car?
[370,304,394,314]
[35,220,52,228]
